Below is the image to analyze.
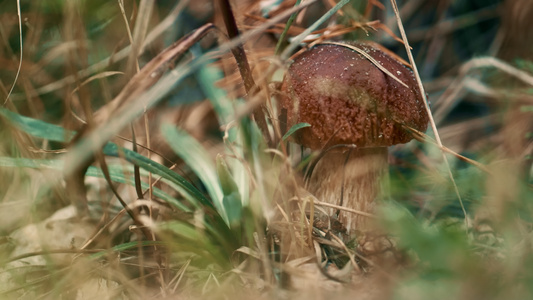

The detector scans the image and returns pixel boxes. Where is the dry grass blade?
[280,0,350,60]
[327,233,360,274]
[80,209,128,250]
[70,71,124,98]
[433,57,533,124]
[126,0,154,76]
[92,22,215,125]
[3,0,23,105]
[95,153,155,242]
[389,0,469,227]
[405,124,492,174]
[169,259,191,293]
[92,0,317,130]
[460,57,533,86]
[63,23,217,219]
[63,0,318,177]
[9,0,190,101]
[118,0,135,59]
[319,41,409,88]
[292,196,376,219]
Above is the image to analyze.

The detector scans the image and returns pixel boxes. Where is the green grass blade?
[160,124,227,223]
[194,56,234,128]
[0,108,75,142]
[85,165,189,212]
[89,241,166,259]
[0,109,209,211]
[216,155,242,228]
[281,122,310,142]
[274,0,302,55]
[102,143,210,210]
[0,157,63,169]
[0,156,186,211]
[195,60,250,205]
[281,0,350,60]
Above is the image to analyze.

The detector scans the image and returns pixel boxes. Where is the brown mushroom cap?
[280,41,429,150]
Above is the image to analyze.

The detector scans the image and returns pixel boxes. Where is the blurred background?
[0,0,532,299]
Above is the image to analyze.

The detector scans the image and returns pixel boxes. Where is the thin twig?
[218,0,271,145]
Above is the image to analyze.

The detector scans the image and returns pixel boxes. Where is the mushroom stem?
[307,147,388,233]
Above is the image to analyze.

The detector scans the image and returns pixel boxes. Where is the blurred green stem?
[275,0,302,55]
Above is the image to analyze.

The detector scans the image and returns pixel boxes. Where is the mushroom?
[279,41,428,234]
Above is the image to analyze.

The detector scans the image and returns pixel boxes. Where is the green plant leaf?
[194,59,250,205]
[380,201,471,276]
[0,108,75,142]
[90,241,166,259]
[86,165,187,211]
[160,123,227,223]
[216,154,239,196]
[216,155,242,228]
[0,109,209,212]
[155,220,235,269]
[281,122,310,142]
[194,54,234,128]
[102,143,210,210]
[159,221,209,242]
[0,157,63,169]
[0,156,184,211]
